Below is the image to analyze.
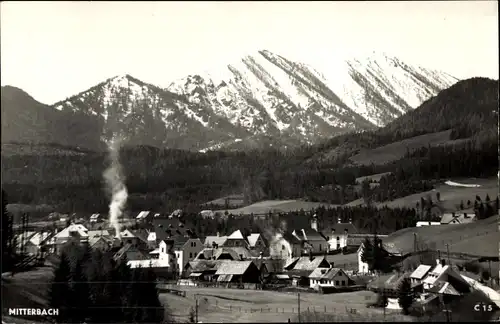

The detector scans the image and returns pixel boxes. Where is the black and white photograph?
[1,1,499,323]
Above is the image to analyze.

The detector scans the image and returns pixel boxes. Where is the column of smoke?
[266,220,289,258]
[103,137,128,239]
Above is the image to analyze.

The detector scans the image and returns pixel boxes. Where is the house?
[113,243,150,262]
[90,236,112,251]
[327,222,358,252]
[416,221,441,227]
[292,217,328,254]
[136,211,151,222]
[440,209,476,225]
[422,259,471,295]
[195,246,257,261]
[156,231,204,275]
[224,230,249,248]
[89,213,102,223]
[410,264,432,287]
[284,255,330,287]
[53,224,89,251]
[269,232,303,259]
[367,272,411,309]
[215,261,261,284]
[146,231,157,249]
[184,260,225,281]
[292,214,328,253]
[204,233,228,248]
[246,233,267,253]
[252,258,285,281]
[309,267,353,289]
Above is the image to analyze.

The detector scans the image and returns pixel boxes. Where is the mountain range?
[1,50,459,152]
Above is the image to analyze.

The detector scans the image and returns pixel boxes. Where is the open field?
[161,286,414,323]
[345,177,498,210]
[1,266,52,311]
[349,130,455,166]
[384,216,498,258]
[216,200,338,216]
[378,177,498,210]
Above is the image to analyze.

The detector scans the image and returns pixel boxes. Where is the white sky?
[1,1,498,105]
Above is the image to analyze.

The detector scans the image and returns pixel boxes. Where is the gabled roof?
[120,229,136,238]
[215,261,254,275]
[411,265,432,280]
[309,267,346,280]
[54,224,89,239]
[281,232,302,245]
[440,211,476,224]
[293,229,327,241]
[367,272,409,291]
[147,232,156,242]
[427,280,461,295]
[195,247,256,261]
[136,211,150,219]
[329,223,358,234]
[228,230,245,240]
[131,229,149,243]
[289,256,329,271]
[204,236,228,247]
[90,235,112,247]
[247,234,262,247]
[252,259,284,273]
[188,260,225,273]
[113,243,149,261]
[28,232,52,246]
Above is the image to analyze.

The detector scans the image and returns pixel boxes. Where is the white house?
[410,264,432,286]
[53,224,89,247]
[224,230,249,248]
[157,237,204,275]
[416,221,441,227]
[89,213,102,223]
[422,259,470,293]
[136,211,151,222]
[327,221,358,251]
[309,267,352,289]
[246,233,266,251]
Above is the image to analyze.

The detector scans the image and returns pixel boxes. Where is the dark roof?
[329,223,358,234]
[131,229,149,243]
[286,269,314,278]
[282,231,302,244]
[154,220,197,242]
[367,272,410,291]
[187,260,224,273]
[252,259,284,273]
[113,244,149,261]
[299,228,328,241]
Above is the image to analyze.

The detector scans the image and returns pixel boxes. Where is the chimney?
[440,259,446,266]
[217,232,220,237]
[309,251,313,261]
[330,262,334,268]
[436,259,441,266]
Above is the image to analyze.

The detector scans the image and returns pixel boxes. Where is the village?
[10,198,500,322]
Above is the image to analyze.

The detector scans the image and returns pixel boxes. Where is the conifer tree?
[49,252,72,322]
[397,277,414,315]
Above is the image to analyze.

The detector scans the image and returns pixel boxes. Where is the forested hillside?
[1,78,498,217]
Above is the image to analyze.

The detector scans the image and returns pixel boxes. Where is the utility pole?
[195,294,199,323]
[297,292,301,323]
